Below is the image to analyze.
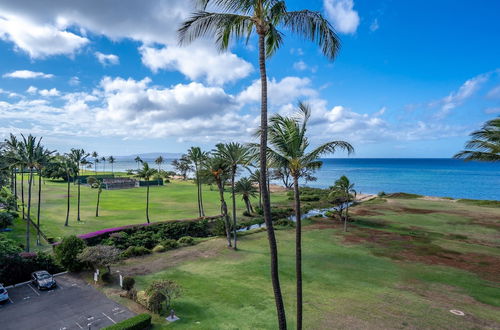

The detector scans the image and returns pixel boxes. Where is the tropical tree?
[329,175,356,231]
[186,147,208,217]
[249,168,263,209]
[179,3,340,325]
[91,151,99,175]
[108,156,116,175]
[69,149,89,222]
[453,117,500,161]
[202,156,232,247]
[136,162,157,223]
[101,156,107,173]
[214,143,251,249]
[87,177,103,217]
[59,155,76,227]
[34,145,53,245]
[171,156,192,180]
[235,177,258,214]
[266,102,353,328]
[155,156,164,186]
[4,134,20,211]
[77,245,121,273]
[134,156,143,171]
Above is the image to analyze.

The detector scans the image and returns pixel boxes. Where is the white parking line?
[8,297,14,304]
[75,322,83,329]
[102,312,116,324]
[27,284,40,296]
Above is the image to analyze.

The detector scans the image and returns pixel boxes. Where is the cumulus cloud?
[238,76,318,106]
[95,52,119,66]
[3,70,54,79]
[0,13,89,58]
[139,45,253,85]
[323,0,360,34]
[39,88,60,97]
[293,61,307,71]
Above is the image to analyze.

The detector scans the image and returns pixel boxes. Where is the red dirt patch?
[351,208,383,216]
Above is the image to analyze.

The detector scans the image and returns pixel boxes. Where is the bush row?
[102,313,151,330]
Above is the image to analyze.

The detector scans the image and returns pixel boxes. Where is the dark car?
[31,271,57,290]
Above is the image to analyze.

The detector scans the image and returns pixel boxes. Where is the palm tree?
[34,145,53,245]
[155,156,164,186]
[134,156,143,171]
[330,175,356,231]
[186,147,208,217]
[108,156,116,175]
[59,155,76,227]
[203,155,232,247]
[101,156,106,173]
[4,134,20,211]
[454,117,500,161]
[18,134,43,251]
[136,162,157,223]
[249,169,262,209]
[214,143,251,250]
[91,151,99,175]
[235,177,258,214]
[180,4,340,326]
[266,102,353,329]
[88,177,103,217]
[69,149,89,222]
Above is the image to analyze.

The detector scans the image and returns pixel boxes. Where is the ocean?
[90,158,500,201]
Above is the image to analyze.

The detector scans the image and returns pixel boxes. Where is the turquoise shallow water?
[96,158,500,201]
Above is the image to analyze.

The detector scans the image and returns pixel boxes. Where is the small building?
[102,178,137,190]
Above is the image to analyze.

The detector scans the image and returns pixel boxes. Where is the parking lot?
[0,273,135,330]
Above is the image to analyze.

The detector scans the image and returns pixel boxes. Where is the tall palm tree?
[59,155,76,227]
[214,143,251,250]
[69,149,89,222]
[108,156,116,175]
[101,156,107,173]
[267,102,353,329]
[155,156,164,186]
[330,175,356,232]
[34,145,53,245]
[134,156,143,171]
[249,168,262,209]
[202,155,232,246]
[235,177,258,214]
[91,151,99,175]
[180,4,340,325]
[4,134,20,211]
[18,134,43,252]
[186,147,208,217]
[87,177,103,217]
[454,117,500,161]
[136,162,157,223]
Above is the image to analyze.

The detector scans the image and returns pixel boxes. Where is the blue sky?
[0,0,499,158]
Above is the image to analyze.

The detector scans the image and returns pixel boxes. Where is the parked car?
[0,284,9,303]
[31,271,57,290]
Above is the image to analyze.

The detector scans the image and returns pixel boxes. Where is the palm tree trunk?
[26,168,34,252]
[77,176,81,221]
[258,31,287,330]
[21,171,25,219]
[65,173,70,226]
[146,183,150,223]
[96,189,101,217]
[231,170,238,250]
[199,170,205,217]
[293,175,303,330]
[244,196,251,214]
[258,181,262,209]
[216,180,232,247]
[36,170,42,245]
[13,168,18,211]
[195,165,201,217]
[344,192,349,232]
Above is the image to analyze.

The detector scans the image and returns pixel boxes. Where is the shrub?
[78,245,121,272]
[122,276,135,291]
[0,211,14,229]
[122,246,151,258]
[146,279,181,313]
[55,235,87,272]
[211,218,228,236]
[161,239,179,250]
[242,210,252,217]
[102,313,152,330]
[378,191,386,197]
[152,245,165,253]
[177,236,194,246]
[0,251,64,286]
[274,218,295,227]
[101,270,112,283]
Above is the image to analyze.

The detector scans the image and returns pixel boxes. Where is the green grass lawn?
[99,197,500,329]
[9,174,288,246]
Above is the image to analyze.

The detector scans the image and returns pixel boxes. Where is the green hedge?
[103,313,151,330]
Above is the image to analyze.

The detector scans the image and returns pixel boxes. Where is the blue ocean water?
[309,159,500,201]
[91,158,499,201]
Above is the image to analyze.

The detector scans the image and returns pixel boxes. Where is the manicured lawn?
[10,174,288,246]
[105,197,499,329]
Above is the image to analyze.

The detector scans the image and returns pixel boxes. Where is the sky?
[0,0,499,158]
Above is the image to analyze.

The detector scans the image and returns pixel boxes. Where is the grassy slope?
[110,197,500,329]
[9,174,288,245]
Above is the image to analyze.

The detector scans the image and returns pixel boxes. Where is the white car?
[0,284,8,303]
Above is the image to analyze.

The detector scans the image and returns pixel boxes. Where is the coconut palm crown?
[454,117,500,162]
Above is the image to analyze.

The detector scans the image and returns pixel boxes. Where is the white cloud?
[324,0,360,34]
[26,86,38,94]
[370,19,379,32]
[69,76,80,86]
[485,107,500,114]
[293,61,307,71]
[39,88,60,97]
[433,73,490,118]
[486,85,500,99]
[3,70,54,79]
[0,13,89,58]
[95,52,119,66]
[238,77,318,106]
[139,45,253,85]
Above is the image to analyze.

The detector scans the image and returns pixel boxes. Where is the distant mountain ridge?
[115,152,182,160]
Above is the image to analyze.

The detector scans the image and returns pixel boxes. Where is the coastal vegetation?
[454,117,500,162]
